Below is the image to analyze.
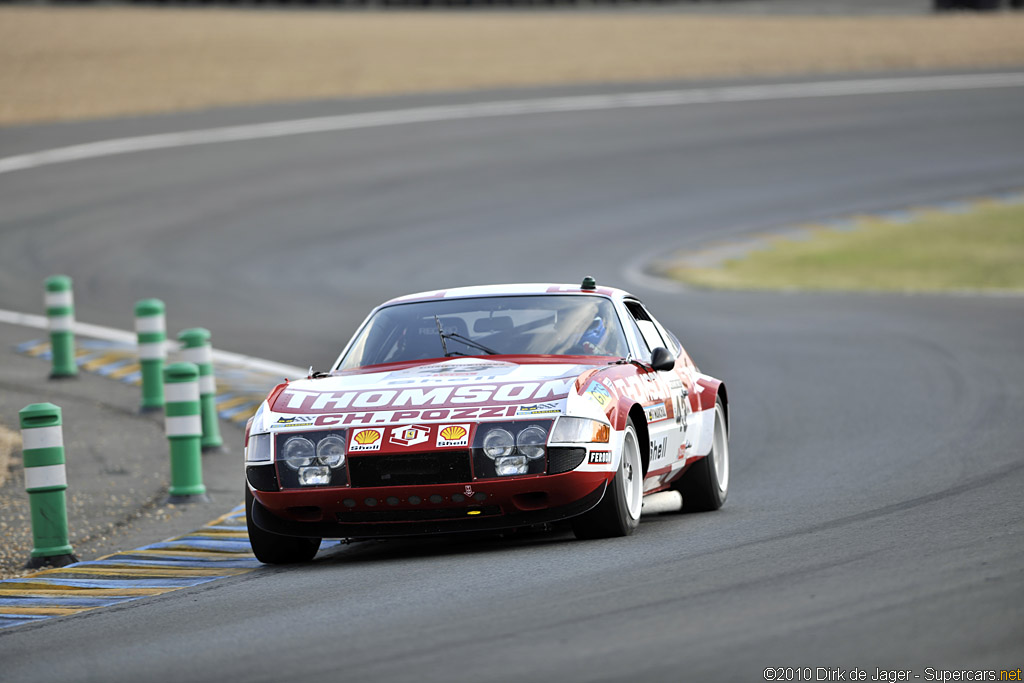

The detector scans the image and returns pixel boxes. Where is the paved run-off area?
[1,7,1024,124]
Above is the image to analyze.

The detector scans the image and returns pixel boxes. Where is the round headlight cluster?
[281,435,346,470]
[480,425,548,477]
[481,426,547,461]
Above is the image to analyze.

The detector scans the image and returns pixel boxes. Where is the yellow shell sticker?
[436,424,470,448]
[350,428,382,451]
[441,425,466,441]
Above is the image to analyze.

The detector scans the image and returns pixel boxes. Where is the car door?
[622,300,690,490]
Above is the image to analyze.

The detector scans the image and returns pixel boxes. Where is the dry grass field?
[1,7,1023,124]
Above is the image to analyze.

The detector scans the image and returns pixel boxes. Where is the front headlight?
[281,436,315,469]
[482,428,514,458]
[246,433,272,463]
[550,417,611,443]
[516,425,547,460]
[315,435,346,468]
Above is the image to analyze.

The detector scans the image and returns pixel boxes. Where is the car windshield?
[337,295,629,370]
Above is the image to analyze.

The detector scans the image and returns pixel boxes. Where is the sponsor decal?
[389,425,431,448]
[515,401,562,416]
[312,405,524,427]
[276,378,574,413]
[649,437,668,462]
[612,374,670,406]
[270,415,315,429]
[644,402,669,423]
[589,450,612,465]
[349,428,382,452]
[436,424,470,448]
[584,381,612,409]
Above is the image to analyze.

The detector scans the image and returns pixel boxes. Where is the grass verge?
[0,8,1023,124]
[668,201,1024,293]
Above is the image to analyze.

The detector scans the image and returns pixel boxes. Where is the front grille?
[347,451,473,487]
[547,447,587,474]
[336,506,501,523]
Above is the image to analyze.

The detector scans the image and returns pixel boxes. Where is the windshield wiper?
[444,331,499,356]
[434,316,499,356]
[434,315,453,357]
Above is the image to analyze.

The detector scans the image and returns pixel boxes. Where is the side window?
[625,301,667,360]
[652,317,682,356]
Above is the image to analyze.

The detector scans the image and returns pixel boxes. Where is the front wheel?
[246,488,322,564]
[572,419,643,539]
[674,397,729,512]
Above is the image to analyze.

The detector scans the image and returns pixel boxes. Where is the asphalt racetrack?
[1,71,1023,680]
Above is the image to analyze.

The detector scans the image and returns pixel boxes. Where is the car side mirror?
[650,347,676,372]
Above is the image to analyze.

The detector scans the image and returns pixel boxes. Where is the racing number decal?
[673,391,688,433]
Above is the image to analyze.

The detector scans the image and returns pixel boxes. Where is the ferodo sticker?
[436,424,470,448]
[390,425,431,448]
[589,450,612,465]
[349,428,383,452]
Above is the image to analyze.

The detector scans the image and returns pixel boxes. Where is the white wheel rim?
[713,404,729,493]
[621,428,643,520]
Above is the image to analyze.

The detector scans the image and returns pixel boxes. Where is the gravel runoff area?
[1,7,1023,124]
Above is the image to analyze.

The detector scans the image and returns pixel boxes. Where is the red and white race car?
[244,278,729,563]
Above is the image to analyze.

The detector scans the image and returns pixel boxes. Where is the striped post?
[19,403,78,568]
[177,328,223,453]
[45,275,77,379]
[163,362,207,502]
[135,298,166,413]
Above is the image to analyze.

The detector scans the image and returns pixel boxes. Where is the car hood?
[258,357,603,432]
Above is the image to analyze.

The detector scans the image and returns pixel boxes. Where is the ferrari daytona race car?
[244,278,729,563]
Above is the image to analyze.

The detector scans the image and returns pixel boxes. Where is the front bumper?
[247,469,611,539]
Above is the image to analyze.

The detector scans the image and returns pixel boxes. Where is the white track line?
[2,73,1024,176]
[0,308,305,379]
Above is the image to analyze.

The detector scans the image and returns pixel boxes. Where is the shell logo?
[354,430,381,445]
[440,426,467,442]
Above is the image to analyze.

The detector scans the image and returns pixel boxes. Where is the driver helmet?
[579,316,607,354]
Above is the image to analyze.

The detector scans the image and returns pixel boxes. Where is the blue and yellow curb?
[0,505,257,629]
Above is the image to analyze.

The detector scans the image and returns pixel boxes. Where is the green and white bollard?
[177,328,223,453]
[45,275,77,379]
[19,403,78,568]
[163,362,207,503]
[135,298,166,413]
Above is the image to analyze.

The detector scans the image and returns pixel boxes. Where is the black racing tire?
[674,397,729,512]
[246,487,322,564]
[572,419,643,540]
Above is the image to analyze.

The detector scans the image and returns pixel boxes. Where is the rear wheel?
[246,488,321,564]
[674,397,729,512]
[572,419,643,539]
